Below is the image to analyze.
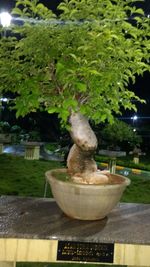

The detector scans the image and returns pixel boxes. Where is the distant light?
[0,97,8,102]
[131,115,138,121]
[0,12,12,27]
[147,14,150,18]
[133,128,136,132]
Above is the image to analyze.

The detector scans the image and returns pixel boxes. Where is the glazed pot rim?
[45,168,131,188]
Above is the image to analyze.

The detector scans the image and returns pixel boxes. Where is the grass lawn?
[0,153,149,267]
[120,173,150,203]
[0,154,62,197]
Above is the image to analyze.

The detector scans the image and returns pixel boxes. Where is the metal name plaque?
[57,241,114,263]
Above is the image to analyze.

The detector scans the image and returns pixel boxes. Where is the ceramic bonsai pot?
[46,168,130,220]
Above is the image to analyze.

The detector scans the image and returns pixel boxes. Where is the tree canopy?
[0,0,150,126]
[101,119,142,147]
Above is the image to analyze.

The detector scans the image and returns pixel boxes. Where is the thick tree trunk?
[67,112,109,184]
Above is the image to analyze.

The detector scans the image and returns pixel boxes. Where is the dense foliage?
[0,0,150,126]
[101,119,142,147]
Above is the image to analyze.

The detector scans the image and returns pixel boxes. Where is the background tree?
[0,0,149,183]
[100,119,142,150]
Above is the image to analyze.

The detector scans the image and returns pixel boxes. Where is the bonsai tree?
[101,119,142,150]
[0,0,149,184]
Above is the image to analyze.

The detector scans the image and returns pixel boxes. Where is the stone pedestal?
[0,143,3,154]
[108,157,116,174]
[23,142,43,160]
[0,134,11,144]
[99,150,126,173]
[0,196,149,266]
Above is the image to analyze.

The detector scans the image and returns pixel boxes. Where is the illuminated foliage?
[0,0,149,126]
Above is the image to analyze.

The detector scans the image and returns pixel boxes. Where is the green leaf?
[69,53,80,63]
[75,82,86,92]
[135,8,145,15]
[89,70,101,76]
[48,108,57,114]
[11,7,23,16]
[56,62,65,75]
[37,3,45,9]
[57,3,69,13]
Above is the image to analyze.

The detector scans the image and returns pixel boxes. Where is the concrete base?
[0,263,15,267]
[0,196,149,266]
[25,145,40,160]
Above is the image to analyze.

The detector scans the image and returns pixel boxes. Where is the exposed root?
[71,171,110,185]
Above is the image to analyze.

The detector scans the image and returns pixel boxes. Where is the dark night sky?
[0,0,62,12]
[1,0,150,13]
[0,0,150,15]
[0,0,150,119]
